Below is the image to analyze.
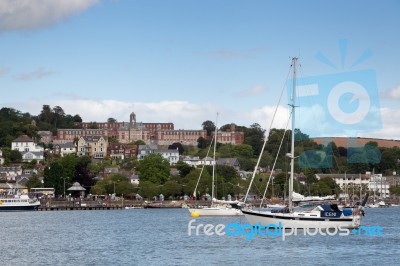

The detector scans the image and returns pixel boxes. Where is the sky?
[0,0,399,140]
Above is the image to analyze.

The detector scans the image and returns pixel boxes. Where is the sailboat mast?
[211,113,218,203]
[289,57,297,211]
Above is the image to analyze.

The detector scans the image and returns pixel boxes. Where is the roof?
[37,131,52,136]
[22,151,44,157]
[81,136,104,142]
[13,135,34,143]
[58,142,76,148]
[138,144,158,151]
[216,158,239,166]
[67,182,86,191]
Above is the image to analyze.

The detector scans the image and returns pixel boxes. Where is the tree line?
[1,105,400,199]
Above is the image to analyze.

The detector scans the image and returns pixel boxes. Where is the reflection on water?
[0,208,399,265]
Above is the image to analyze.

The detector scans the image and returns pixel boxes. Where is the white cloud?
[3,98,400,140]
[0,67,10,76]
[384,85,400,100]
[234,84,266,97]
[15,68,53,81]
[209,48,267,59]
[5,99,229,129]
[363,107,400,140]
[249,104,291,130]
[0,0,99,31]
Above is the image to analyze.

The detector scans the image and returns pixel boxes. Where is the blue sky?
[0,0,399,139]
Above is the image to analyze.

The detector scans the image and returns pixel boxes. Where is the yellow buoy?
[191,211,200,218]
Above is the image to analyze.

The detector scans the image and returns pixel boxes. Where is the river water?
[0,207,398,266]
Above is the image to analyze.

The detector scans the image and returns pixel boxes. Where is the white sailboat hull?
[189,207,243,216]
[242,209,361,229]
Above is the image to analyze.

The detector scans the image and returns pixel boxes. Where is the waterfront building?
[316,172,390,199]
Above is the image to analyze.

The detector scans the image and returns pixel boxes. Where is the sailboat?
[368,171,380,208]
[188,114,243,216]
[242,57,363,229]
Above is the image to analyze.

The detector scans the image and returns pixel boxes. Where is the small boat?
[143,201,182,208]
[189,199,243,216]
[0,194,40,211]
[368,203,380,208]
[378,200,389,208]
[188,114,243,217]
[124,205,141,209]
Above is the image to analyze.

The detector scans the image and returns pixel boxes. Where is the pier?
[37,206,123,211]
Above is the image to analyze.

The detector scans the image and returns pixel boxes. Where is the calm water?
[0,207,399,266]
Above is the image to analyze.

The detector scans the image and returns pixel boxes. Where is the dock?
[37,206,124,211]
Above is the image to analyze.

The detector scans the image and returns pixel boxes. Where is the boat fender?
[191,211,200,218]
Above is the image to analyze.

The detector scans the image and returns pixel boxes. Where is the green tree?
[259,151,273,170]
[237,157,255,171]
[202,120,215,136]
[175,161,193,178]
[244,123,265,156]
[161,180,182,198]
[26,175,43,189]
[218,144,234,158]
[215,164,238,182]
[74,156,95,188]
[107,117,117,123]
[133,140,146,145]
[43,162,63,195]
[168,142,185,155]
[139,181,160,199]
[389,185,400,196]
[272,173,288,198]
[137,153,170,184]
[1,148,22,164]
[197,136,210,149]
[233,144,254,157]
[88,122,98,129]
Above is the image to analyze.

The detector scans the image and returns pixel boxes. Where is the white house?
[130,174,139,186]
[11,135,44,162]
[54,142,76,157]
[21,151,44,162]
[158,149,179,165]
[316,173,390,199]
[181,156,214,167]
[369,174,390,199]
[137,145,180,165]
[12,135,44,153]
